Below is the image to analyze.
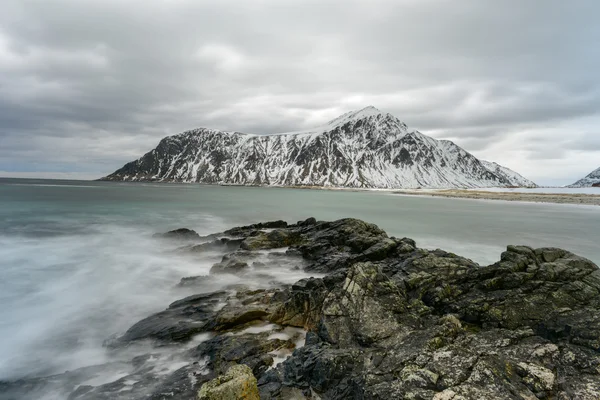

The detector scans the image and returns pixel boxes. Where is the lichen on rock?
[198,364,260,400]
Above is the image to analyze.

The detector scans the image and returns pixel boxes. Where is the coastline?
[97,179,600,206]
[393,188,600,206]
[6,217,600,398]
[224,183,600,206]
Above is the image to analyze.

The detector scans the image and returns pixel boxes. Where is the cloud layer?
[1,0,599,185]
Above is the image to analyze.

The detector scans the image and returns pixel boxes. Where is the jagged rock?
[11,218,600,400]
[240,229,303,251]
[270,277,330,329]
[210,252,255,275]
[297,217,317,227]
[319,263,408,347]
[224,220,288,237]
[198,364,260,400]
[107,291,227,346]
[194,331,293,377]
[178,275,208,286]
[190,238,244,253]
[116,220,600,398]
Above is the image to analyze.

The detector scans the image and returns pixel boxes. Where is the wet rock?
[108,291,227,346]
[178,275,208,286]
[190,238,244,253]
[198,364,259,400]
[214,306,270,331]
[17,218,600,400]
[240,229,303,251]
[194,332,293,378]
[224,220,288,237]
[297,217,317,227]
[154,228,201,240]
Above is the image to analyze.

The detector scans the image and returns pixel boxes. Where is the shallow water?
[1,178,599,386]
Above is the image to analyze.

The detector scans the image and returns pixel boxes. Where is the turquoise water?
[1,178,599,381]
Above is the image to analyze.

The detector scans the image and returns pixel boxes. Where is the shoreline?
[393,189,600,206]
[42,178,600,206]
[6,217,599,398]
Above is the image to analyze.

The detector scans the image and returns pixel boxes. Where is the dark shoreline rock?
[153,228,201,240]
[6,217,600,400]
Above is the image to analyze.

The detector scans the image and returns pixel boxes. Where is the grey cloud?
[566,131,600,152]
[0,0,599,183]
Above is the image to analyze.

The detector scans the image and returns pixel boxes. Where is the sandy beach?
[394,189,600,206]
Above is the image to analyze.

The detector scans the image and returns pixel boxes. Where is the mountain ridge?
[569,166,600,188]
[101,106,537,189]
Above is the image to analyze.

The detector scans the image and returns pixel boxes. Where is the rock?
[240,229,303,251]
[198,364,260,400]
[297,217,317,227]
[190,238,244,253]
[24,217,600,400]
[194,331,293,378]
[224,220,288,237]
[270,277,329,329]
[516,362,556,392]
[107,291,227,346]
[210,252,253,274]
[214,306,270,331]
[319,262,408,347]
[154,228,201,240]
[178,275,208,286]
[358,237,398,261]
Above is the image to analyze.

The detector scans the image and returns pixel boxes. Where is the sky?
[0,0,599,186]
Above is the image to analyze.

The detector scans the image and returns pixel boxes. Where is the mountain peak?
[319,106,404,133]
[354,105,383,116]
[327,106,385,125]
[569,166,600,187]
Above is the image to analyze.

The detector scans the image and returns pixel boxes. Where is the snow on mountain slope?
[479,160,537,188]
[569,167,600,188]
[101,106,537,189]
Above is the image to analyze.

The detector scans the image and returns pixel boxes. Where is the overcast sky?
[1,0,598,185]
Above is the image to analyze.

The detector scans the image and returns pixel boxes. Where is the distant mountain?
[101,106,537,189]
[568,167,600,188]
[479,160,537,188]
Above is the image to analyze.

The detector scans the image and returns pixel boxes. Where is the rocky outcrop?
[4,218,600,400]
[198,364,260,400]
[153,228,201,240]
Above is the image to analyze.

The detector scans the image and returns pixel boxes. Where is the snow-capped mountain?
[479,160,537,188]
[101,106,536,189]
[568,167,600,188]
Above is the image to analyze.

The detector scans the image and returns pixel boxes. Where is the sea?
[1,178,599,397]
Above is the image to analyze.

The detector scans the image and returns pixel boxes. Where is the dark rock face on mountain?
[3,218,599,399]
[569,166,600,188]
[101,107,536,189]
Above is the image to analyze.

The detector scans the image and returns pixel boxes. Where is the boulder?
[198,364,260,400]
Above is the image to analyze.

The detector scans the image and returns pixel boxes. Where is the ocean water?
[1,178,599,390]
